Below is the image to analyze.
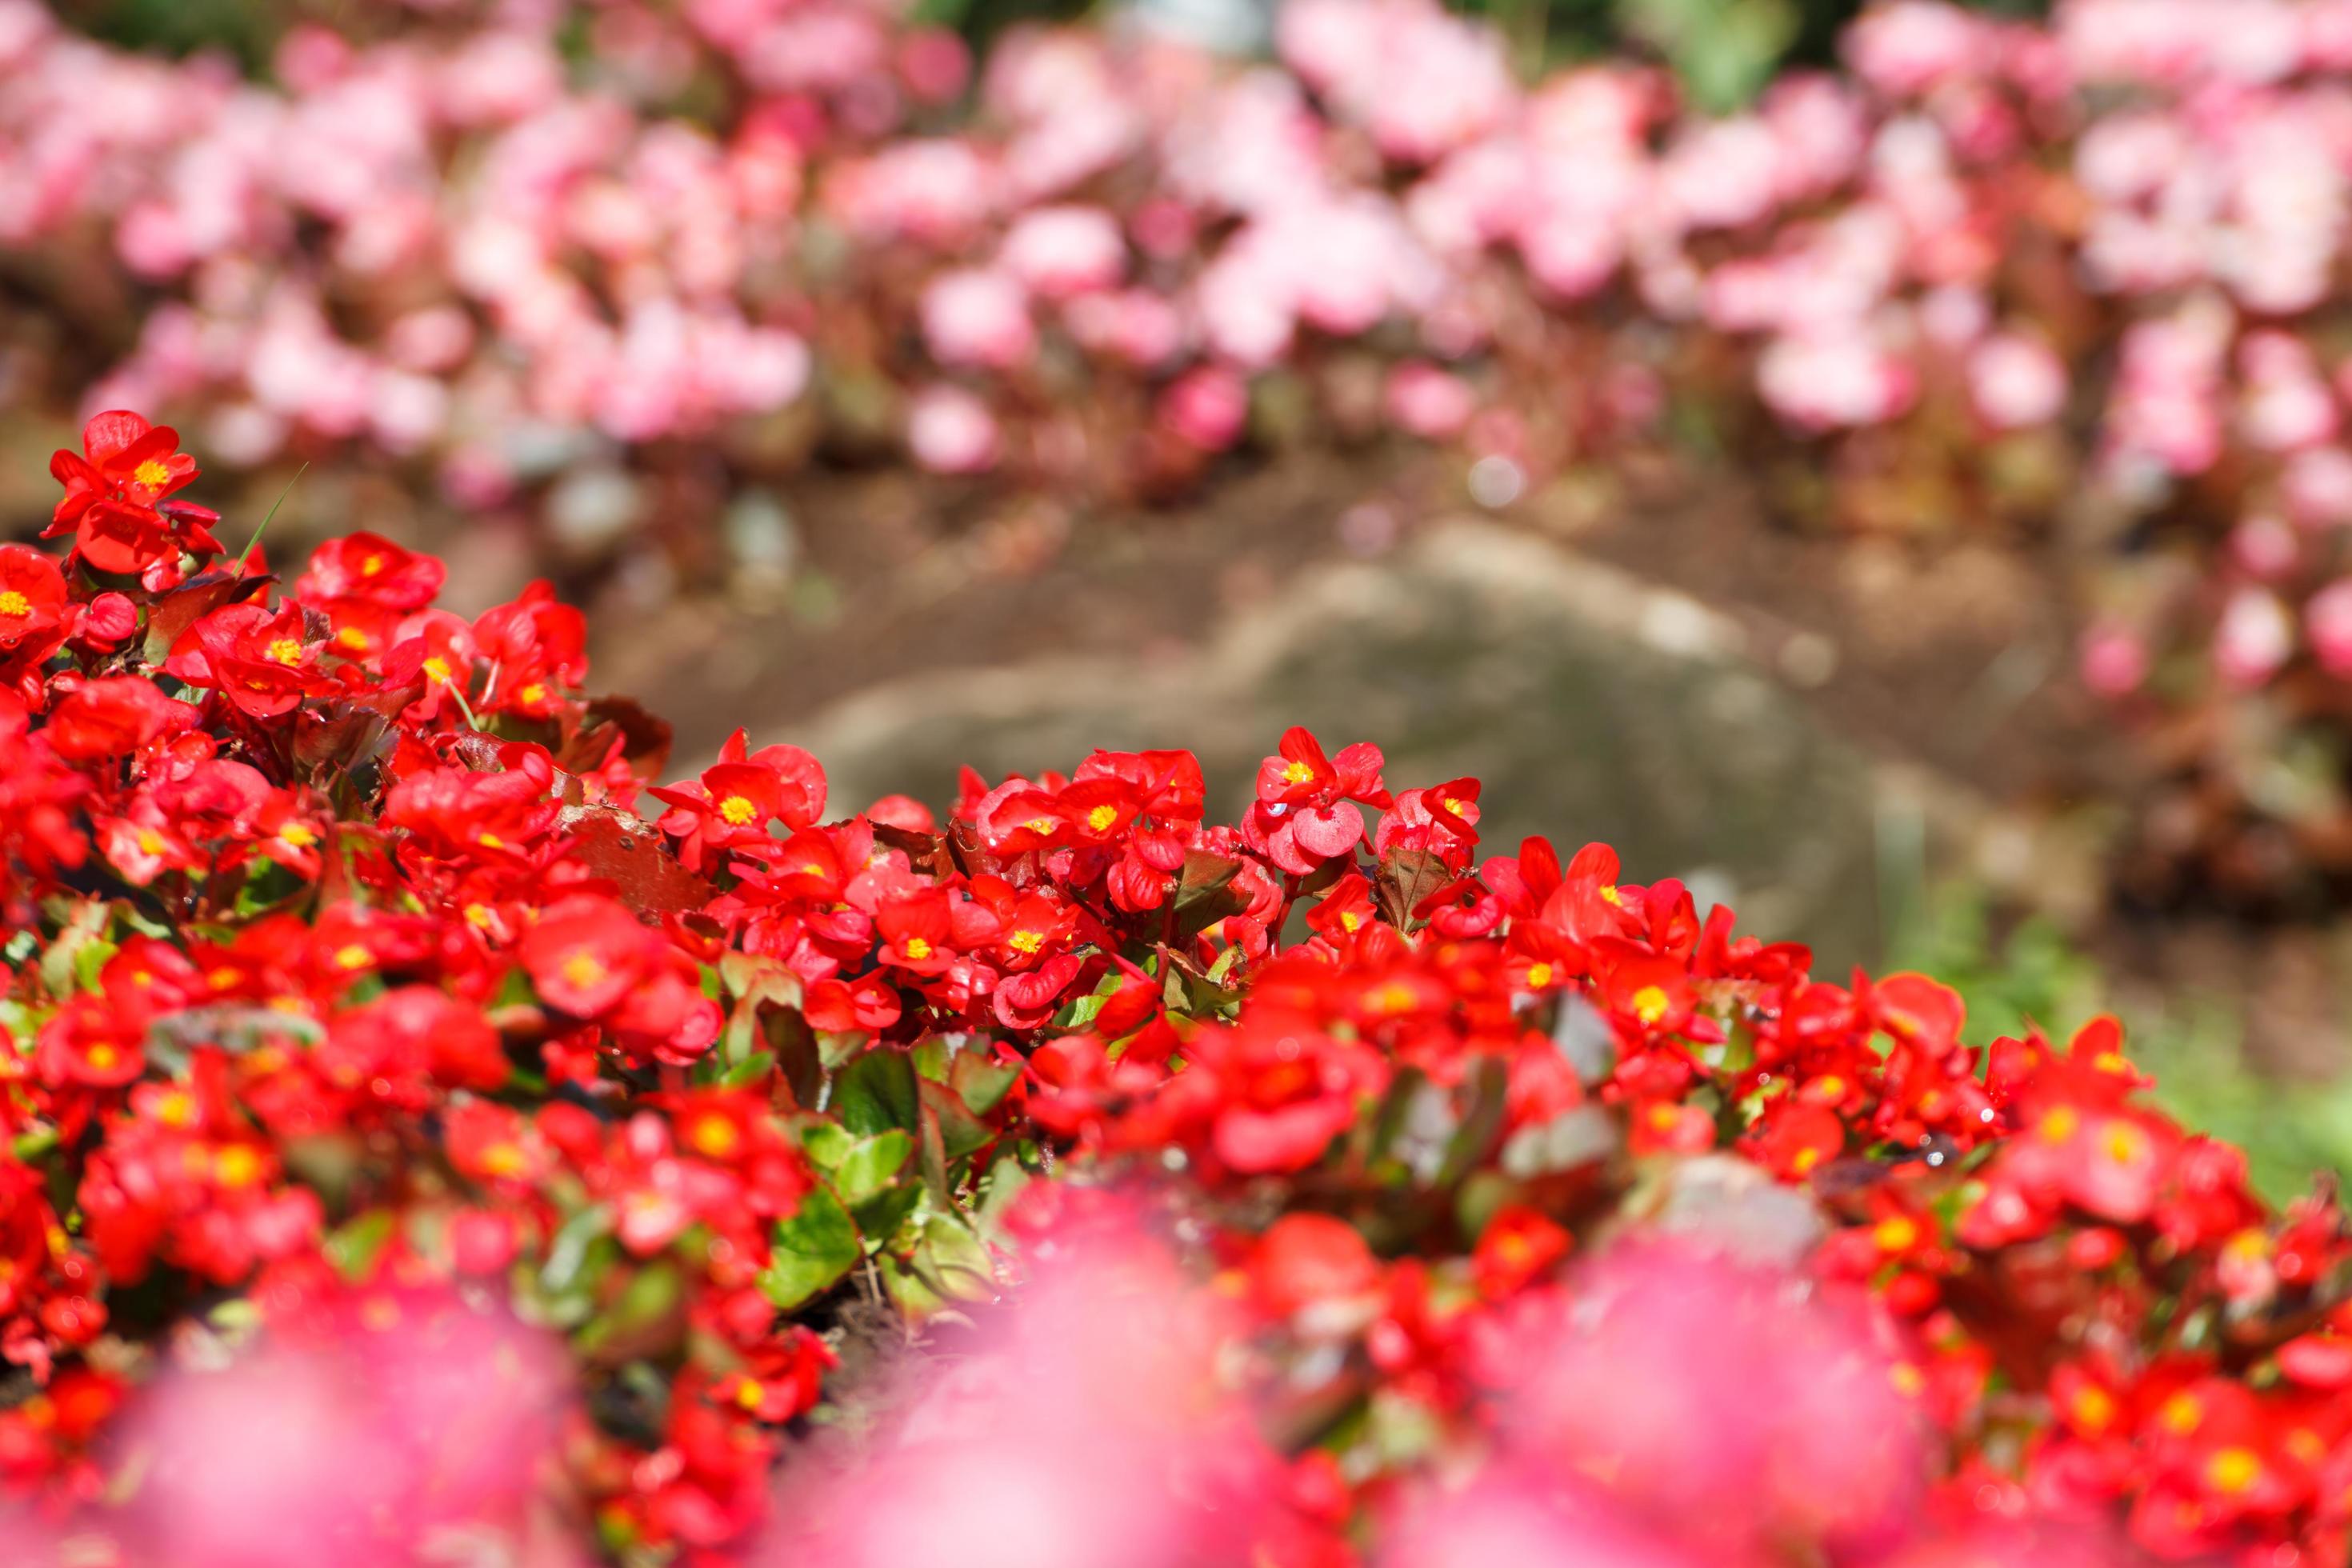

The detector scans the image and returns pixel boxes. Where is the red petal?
[80,410,154,464]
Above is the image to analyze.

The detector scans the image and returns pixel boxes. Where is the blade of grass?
[238,461,309,566]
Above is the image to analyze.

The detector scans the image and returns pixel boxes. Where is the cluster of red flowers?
[2,414,2351,1565]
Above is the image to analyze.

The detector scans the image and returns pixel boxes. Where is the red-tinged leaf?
[1374,849,1450,928]
[557,695,674,780]
[558,804,716,917]
[1171,850,1250,939]
[140,567,269,662]
[872,822,956,881]
[290,706,393,783]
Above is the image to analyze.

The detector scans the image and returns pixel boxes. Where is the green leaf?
[574,1259,684,1357]
[922,1078,997,1162]
[719,1050,777,1089]
[951,1051,1022,1117]
[538,1206,614,1295]
[849,1180,923,1246]
[758,1186,862,1310]
[1434,1056,1513,1189]
[834,1130,913,1206]
[833,1046,920,1136]
[324,1208,397,1282]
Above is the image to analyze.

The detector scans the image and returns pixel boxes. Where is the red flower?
[294,531,446,610]
[0,546,68,654]
[46,411,218,576]
[522,898,657,1018]
[1242,726,1392,875]
[651,729,829,872]
[162,602,325,718]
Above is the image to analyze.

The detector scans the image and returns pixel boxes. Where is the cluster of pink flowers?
[19,0,2352,895]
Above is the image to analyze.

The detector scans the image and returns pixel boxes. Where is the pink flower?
[921,268,1036,371]
[2308,579,2352,677]
[908,384,1001,474]
[1968,333,2068,430]
[2214,586,2293,689]
[2079,622,2150,698]
[1385,361,1476,440]
[1000,206,1125,301]
[1159,366,1250,452]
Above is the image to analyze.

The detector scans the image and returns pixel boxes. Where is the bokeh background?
[8,0,2351,1191]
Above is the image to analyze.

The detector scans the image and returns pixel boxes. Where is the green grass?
[1889,886,2352,1205]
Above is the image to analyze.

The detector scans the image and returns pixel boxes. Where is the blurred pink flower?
[921,268,1036,371]
[908,384,1002,474]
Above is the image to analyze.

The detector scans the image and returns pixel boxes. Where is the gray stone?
[793,520,1886,969]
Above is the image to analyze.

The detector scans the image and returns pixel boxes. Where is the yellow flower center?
[333,944,373,970]
[718,794,759,827]
[265,638,302,666]
[734,1379,766,1412]
[336,626,370,650]
[0,590,28,618]
[154,1090,195,1127]
[85,1044,118,1072]
[903,936,934,961]
[1281,760,1314,785]
[132,458,173,490]
[688,1115,742,1160]
[360,554,386,576]
[518,682,546,706]
[1023,816,1056,835]
[478,831,504,850]
[1873,1216,1919,1252]
[2207,1447,2262,1497]
[2071,1385,2117,1432]
[214,1146,264,1188]
[1086,804,1120,832]
[560,953,607,990]
[1630,985,1670,1025]
[135,829,166,856]
[423,655,454,684]
[1008,930,1043,954]
[463,903,493,928]
[1524,961,1552,988]
[2038,1106,2080,1144]
[478,1142,528,1178]
[279,823,317,847]
[2158,1392,2203,1435]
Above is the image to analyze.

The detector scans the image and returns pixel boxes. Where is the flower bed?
[0,413,2348,1562]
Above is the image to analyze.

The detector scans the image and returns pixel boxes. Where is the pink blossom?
[1161,366,1250,451]
[2215,586,2294,689]
[921,268,1036,371]
[1968,333,2068,429]
[2080,621,2150,698]
[908,384,1002,474]
[2309,579,2352,678]
[999,206,1126,301]
[1385,361,1476,440]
